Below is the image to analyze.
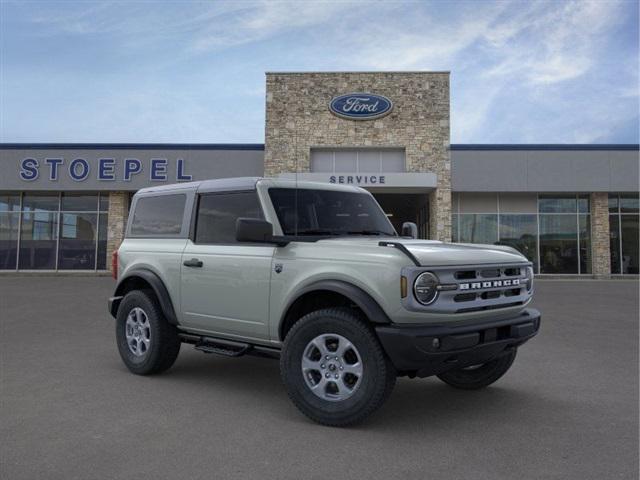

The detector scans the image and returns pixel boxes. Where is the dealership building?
[0,72,638,276]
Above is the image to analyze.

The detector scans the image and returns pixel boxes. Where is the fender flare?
[111,268,179,325]
[280,279,392,338]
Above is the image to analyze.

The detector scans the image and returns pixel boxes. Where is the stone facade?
[264,72,451,241]
[590,192,611,277]
[107,192,129,272]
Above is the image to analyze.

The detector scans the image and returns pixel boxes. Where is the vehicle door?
[180,190,274,341]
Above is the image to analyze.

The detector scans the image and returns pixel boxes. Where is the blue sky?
[1,0,638,144]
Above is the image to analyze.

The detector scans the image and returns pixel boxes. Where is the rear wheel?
[436,348,517,390]
[116,289,181,375]
[280,308,396,427]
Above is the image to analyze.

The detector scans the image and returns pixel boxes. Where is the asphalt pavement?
[1,276,638,480]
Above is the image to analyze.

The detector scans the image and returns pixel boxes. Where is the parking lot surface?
[1,277,638,480]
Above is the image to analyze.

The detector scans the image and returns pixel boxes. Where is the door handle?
[183,258,203,268]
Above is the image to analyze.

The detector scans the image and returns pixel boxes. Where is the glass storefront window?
[610,215,621,274]
[0,192,21,212]
[620,194,639,214]
[539,215,578,274]
[97,213,108,269]
[58,213,98,269]
[498,214,538,271]
[451,214,459,242]
[19,211,59,269]
[609,194,639,274]
[22,193,59,212]
[538,195,577,213]
[620,215,639,274]
[579,215,591,274]
[458,214,498,244]
[0,212,19,269]
[2,192,109,270]
[61,193,99,211]
[578,195,590,214]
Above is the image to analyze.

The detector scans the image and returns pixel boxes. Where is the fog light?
[432,338,440,349]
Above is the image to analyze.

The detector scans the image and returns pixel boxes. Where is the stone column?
[107,192,129,273]
[429,188,452,242]
[590,192,611,278]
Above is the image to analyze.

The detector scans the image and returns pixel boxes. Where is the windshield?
[268,188,397,237]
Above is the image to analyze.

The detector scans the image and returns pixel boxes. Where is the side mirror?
[236,218,274,243]
[401,222,418,239]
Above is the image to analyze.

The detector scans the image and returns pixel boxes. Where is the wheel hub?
[125,307,151,357]
[301,333,363,402]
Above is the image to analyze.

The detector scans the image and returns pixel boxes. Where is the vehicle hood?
[316,237,528,266]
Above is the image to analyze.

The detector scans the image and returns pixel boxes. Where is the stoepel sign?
[329,93,393,120]
[19,157,192,182]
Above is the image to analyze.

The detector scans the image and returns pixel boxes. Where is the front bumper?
[375,308,541,378]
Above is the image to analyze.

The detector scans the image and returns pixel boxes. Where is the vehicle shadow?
[137,348,560,432]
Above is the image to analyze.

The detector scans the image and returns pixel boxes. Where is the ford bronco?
[108,177,540,426]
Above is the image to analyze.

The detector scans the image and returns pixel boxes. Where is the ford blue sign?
[329,93,393,120]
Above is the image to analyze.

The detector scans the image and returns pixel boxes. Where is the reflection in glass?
[620,215,639,274]
[539,215,578,273]
[578,195,590,214]
[0,212,19,269]
[58,213,98,269]
[22,193,59,212]
[458,214,498,244]
[451,214,459,242]
[620,194,639,214]
[608,194,619,213]
[0,193,21,212]
[538,196,577,213]
[99,193,109,212]
[579,215,591,274]
[19,212,58,269]
[97,212,108,269]
[498,214,538,271]
[61,193,98,211]
[609,215,621,274]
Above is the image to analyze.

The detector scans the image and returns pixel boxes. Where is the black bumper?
[375,308,541,378]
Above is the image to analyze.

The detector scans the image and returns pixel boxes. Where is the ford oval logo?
[329,93,393,120]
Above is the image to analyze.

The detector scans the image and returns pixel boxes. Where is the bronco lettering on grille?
[459,279,520,290]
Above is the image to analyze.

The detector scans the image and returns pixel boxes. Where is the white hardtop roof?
[135,177,366,195]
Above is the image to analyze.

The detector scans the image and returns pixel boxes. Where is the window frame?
[191,190,265,246]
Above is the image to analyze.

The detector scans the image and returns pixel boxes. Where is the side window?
[195,191,263,244]
[130,194,186,236]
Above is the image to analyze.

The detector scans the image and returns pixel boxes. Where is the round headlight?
[525,266,534,292]
[414,272,439,305]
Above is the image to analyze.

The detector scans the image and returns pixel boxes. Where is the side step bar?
[179,333,280,359]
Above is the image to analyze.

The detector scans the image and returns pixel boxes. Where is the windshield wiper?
[345,230,394,236]
[293,229,342,236]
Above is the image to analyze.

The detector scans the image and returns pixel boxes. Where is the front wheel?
[280,308,396,427]
[436,348,517,390]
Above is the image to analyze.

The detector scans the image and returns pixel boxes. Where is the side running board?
[179,333,280,359]
[378,241,421,266]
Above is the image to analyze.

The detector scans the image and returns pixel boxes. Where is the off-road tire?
[280,307,396,427]
[116,289,181,375]
[436,348,517,390]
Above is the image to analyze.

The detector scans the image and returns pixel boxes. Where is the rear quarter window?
[130,194,186,237]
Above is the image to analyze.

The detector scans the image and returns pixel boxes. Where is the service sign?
[329,93,393,120]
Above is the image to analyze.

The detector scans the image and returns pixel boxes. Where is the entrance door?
[373,193,429,238]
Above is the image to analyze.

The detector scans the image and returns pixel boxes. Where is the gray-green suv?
[108,177,540,426]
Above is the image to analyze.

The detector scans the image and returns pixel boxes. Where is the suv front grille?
[404,262,532,314]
